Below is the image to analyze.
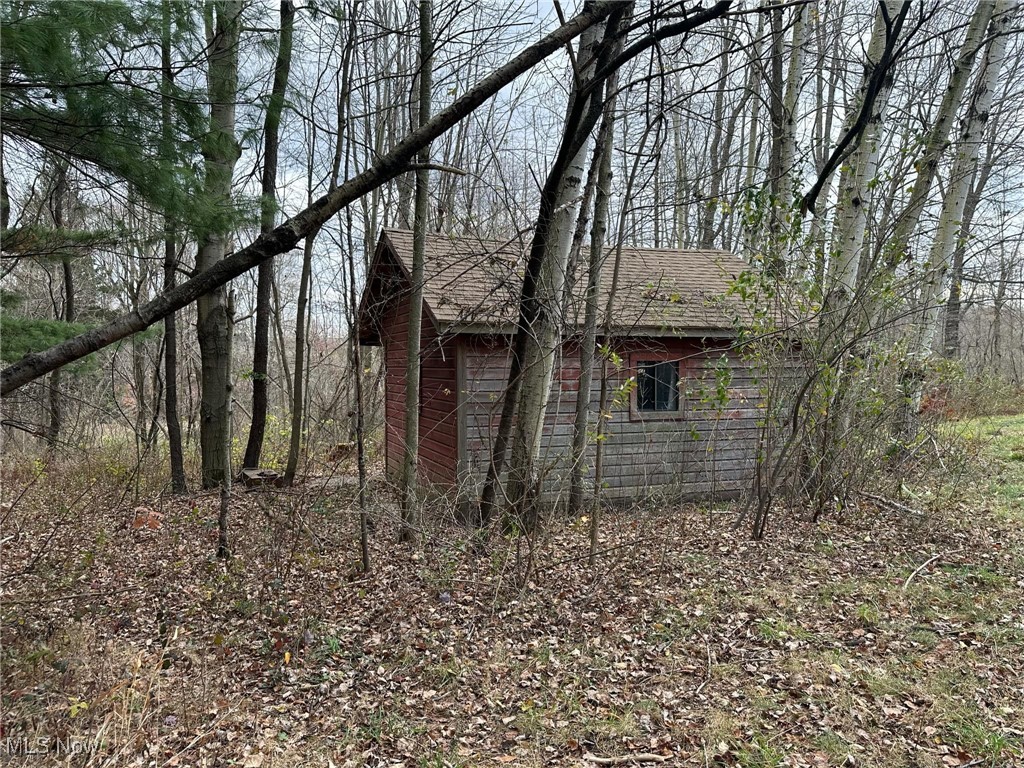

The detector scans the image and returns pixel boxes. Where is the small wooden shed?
[358,229,765,506]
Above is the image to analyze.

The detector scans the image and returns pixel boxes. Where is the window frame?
[629,350,686,421]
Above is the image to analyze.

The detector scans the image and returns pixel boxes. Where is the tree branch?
[1,3,618,396]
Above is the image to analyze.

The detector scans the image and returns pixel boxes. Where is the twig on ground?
[695,631,713,695]
[583,753,671,765]
[859,490,927,517]
[903,553,942,591]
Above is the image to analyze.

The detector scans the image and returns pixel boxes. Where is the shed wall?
[380,293,459,485]
[458,335,768,504]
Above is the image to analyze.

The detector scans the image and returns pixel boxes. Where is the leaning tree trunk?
[399,0,433,544]
[916,1,1014,357]
[0,3,694,397]
[474,1,730,528]
[884,0,1001,442]
[905,1,1015,428]
[197,0,242,489]
[884,0,995,272]
[501,20,606,533]
[243,0,295,470]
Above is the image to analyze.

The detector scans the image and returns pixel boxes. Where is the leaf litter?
[1,444,1022,767]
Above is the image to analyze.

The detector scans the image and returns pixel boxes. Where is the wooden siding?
[380,292,459,485]
[458,335,772,503]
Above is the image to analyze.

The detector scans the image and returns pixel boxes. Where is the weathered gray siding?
[458,335,773,505]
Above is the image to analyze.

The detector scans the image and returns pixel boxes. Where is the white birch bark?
[890,0,1001,440]
[885,0,996,267]
[504,22,603,524]
[779,3,807,199]
[915,2,1015,356]
[825,1,900,328]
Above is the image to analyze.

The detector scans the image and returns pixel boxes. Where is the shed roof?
[360,229,755,342]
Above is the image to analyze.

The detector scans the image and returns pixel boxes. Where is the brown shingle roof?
[370,228,753,337]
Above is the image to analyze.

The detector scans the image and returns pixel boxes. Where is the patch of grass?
[855,601,881,627]
[858,666,912,698]
[748,688,787,714]
[816,578,860,605]
[756,618,811,644]
[588,709,640,740]
[944,709,1021,766]
[648,607,710,641]
[939,563,1008,588]
[734,734,784,768]
[813,538,838,555]
[907,627,940,649]
[812,730,851,762]
[417,746,469,768]
[423,658,463,688]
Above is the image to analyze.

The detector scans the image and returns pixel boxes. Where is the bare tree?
[243,0,295,471]
[399,0,434,544]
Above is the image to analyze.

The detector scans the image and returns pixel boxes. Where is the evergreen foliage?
[0,0,210,226]
[0,315,92,364]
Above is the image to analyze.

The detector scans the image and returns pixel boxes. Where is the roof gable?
[360,229,754,341]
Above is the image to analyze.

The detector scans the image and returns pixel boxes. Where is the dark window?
[637,360,679,412]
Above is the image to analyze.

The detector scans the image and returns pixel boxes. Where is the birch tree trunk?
[915,1,1015,358]
[197,0,242,489]
[887,0,999,440]
[243,0,294,471]
[941,158,989,358]
[399,0,433,544]
[502,21,605,532]
[777,3,806,199]
[472,1,731,528]
[884,0,995,270]
[568,63,621,518]
[824,1,901,339]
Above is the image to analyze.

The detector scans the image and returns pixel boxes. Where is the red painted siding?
[380,291,459,486]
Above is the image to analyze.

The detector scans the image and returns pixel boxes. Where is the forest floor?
[2,415,1023,768]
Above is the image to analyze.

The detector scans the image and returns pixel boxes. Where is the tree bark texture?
[161,0,186,492]
[399,0,433,544]
[502,20,605,532]
[915,1,1014,358]
[197,0,242,489]
[243,0,295,470]
[568,68,620,518]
